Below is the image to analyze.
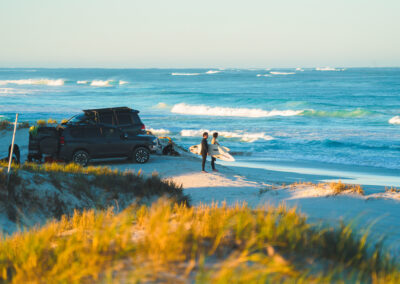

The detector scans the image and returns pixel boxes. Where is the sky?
[0,0,399,68]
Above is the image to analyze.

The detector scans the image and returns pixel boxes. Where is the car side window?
[131,113,142,124]
[117,113,132,125]
[99,113,114,125]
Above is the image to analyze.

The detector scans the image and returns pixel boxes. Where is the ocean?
[1,67,399,186]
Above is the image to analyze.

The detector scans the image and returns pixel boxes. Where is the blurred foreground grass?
[0,198,398,283]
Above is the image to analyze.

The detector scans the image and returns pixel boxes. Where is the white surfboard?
[189,144,235,162]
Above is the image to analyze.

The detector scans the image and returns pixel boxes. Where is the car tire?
[133,147,150,164]
[72,150,89,166]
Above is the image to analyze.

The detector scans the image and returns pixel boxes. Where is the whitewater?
[0,67,399,175]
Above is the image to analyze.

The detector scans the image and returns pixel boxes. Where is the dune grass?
[0,199,398,283]
[289,180,365,196]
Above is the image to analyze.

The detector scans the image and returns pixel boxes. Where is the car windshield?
[67,113,95,125]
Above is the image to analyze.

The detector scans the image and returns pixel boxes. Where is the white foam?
[270,71,295,75]
[256,74,271,77]
[147,128,170,135]
[77,80,88,84]
[180,129,274,142]
[315,67,345,71]
[0,79,64,86]
[171,103,303,118]
[0,88,23,94]
[296,68,304,72]
[205,70,220,74]
[90,80,111,87]
[119,80,128,85]
[389,116,400,125]
[171,73,200,76]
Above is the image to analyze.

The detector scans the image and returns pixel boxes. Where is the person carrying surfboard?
[201,132,209,173]
[211,132,219,172]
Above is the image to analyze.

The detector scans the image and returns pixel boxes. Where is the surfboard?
[189,144,235,162]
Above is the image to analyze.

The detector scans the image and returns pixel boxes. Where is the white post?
[7,113,18,184]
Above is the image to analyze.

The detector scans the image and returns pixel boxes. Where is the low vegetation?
[385,187,400,193]
[0,199,398,283]
[329,180,365,195]
[0,161,189,227]
[289,180,365,196]
[0,120,30,131]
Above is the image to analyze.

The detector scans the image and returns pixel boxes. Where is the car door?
[82,126,104,158]
[101,126,130,157]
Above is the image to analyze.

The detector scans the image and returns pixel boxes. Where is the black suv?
[28,107,158,166]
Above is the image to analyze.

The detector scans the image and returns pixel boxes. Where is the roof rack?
[83,107,138,113]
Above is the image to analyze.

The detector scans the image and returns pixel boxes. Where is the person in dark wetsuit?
[201,132,209,172]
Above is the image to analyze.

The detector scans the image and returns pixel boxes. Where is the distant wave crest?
[171,103,302,118]
[147,128,171,135]
[270,71,295,75]
[0,79,64,86]
[389,116,400,125]
[91,80,111,87]
[171,73,200,76]
[205,70,220,74]
[181,129,274,142]
[315,67,345,71]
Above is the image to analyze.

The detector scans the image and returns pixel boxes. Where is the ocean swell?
[171,103,302,118]
[301,109,374,118]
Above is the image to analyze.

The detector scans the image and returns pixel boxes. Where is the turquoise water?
[1,68,399,180]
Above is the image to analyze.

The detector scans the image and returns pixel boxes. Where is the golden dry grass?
[0,199,398,283]
[289,180,365,196]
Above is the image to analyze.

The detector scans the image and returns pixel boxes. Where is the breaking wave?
[180,129,274,142]
[0,79,64,86]
[77,80,88,84]
[147,128,171,135]
[90,80,111,87]
[270,71,295,75]
[389,116,400,125]
[205,70,220,74]
[256,74,271,77]
[171,72,200,76]
[316,67,345,71]
[171,103,302,118]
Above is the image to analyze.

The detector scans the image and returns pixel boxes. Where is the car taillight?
[59,136,65,146]
[141,124,145,130]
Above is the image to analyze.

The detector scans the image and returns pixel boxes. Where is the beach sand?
[1,128,400,253]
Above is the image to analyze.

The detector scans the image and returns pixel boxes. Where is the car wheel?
[133,147,150,164]
[72,150,89,166]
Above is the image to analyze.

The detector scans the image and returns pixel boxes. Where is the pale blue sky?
[0,0,399,68]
